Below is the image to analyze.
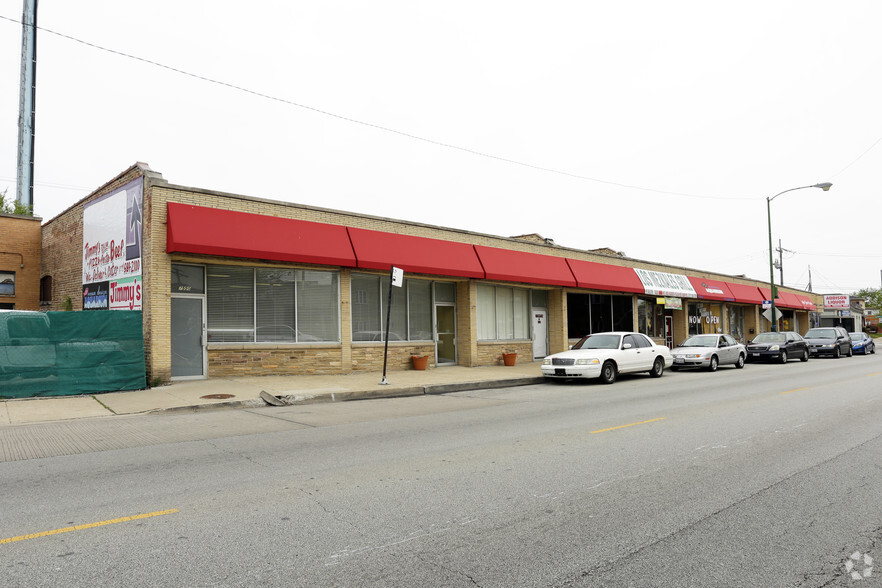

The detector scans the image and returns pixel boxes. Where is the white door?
[532,308,548,358]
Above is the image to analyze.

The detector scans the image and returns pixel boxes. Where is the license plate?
[674,358,684,364]
[752,353,760,357]
[555,368,567,376]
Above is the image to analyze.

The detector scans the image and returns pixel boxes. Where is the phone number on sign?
[123,259,140,274]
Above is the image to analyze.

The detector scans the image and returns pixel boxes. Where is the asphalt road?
[2,353,881,587]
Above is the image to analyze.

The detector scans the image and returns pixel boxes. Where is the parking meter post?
[379,277,393,385]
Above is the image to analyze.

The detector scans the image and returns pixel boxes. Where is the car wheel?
[649,357,665,378]
[871,344,876,355]
[833,347,840,359]
[707,356,718,372]
[735,354,745,369]
[600,361,617,384]
[800,349,809,362]
[847,345,853,357]
[779,350,788,364]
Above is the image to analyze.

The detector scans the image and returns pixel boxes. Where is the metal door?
[532,308,548,358]
[171,297,206,379]
[434,304,456,364]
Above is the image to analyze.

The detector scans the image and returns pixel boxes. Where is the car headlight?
[685,354,703,359]
[542,358,552,365]
[769,345,780,351]
[822,344,834,348]
[575,358,600,366]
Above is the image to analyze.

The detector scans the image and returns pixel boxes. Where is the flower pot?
[502,352,517,366]
[411,355,429,370]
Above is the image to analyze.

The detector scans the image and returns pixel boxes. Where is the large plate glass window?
[567,293,634,339]
[477,284,530,340]
[351,273,434,342]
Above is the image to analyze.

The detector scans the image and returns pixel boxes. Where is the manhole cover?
[200,394,235,399]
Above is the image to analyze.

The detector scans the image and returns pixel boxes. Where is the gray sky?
[2,1,881,294]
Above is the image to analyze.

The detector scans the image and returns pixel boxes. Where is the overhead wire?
[0,14,757,202]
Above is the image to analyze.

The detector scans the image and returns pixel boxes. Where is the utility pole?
[807,265,812,292]
[16,0,38,211]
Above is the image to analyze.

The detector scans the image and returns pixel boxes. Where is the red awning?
[347,228,485,278]
[726,283,765,305]
[166,203,357,266]
[687,277,736,302]
[566,259,645,293]
[474,245,577,287]
[794,294,817,311]
[758,288,803,309]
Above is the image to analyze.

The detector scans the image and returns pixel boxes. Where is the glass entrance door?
[435,305,456,364]
[171,297,205,378]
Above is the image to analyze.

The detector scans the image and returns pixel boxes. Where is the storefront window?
[727,305,746,343]
[688,302,722,336]
[478,284,530,340]
[351,273,435,341]
[207,265,339,343]
[567,293,633,338]
[637,298,666,339]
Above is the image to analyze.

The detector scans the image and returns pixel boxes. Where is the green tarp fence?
[0,310,145,399]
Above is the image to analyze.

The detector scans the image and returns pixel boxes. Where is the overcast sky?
[2,1,880,295]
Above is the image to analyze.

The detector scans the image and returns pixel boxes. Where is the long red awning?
[347,228,485,278]
[725,282,765,304]
[794,294,817,311]
[474,246,577,287]
[566,259,645,293]
[688,277,736,302]
[166,203,357,266]
[758,288,803,309]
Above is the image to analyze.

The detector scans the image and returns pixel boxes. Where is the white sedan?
[541,331,673,384]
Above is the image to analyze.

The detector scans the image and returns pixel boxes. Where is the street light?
[766,182,832,331]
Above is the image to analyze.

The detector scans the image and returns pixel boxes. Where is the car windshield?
[805,328,837,339]
[574,334,621,350]
[849,333,864,341]
[679,335,717,347]
[752,332,785,343]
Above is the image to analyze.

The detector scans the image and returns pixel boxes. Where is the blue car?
[849,332,876,355]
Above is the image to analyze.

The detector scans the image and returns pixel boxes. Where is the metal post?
[767,196,777,331]
[379,277,393,385]
[16,0,38,211]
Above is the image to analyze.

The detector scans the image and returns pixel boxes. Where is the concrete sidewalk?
[0,361,544,426]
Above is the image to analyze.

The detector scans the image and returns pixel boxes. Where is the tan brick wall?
[457,280,478,366]
[0,213,42,310]
[351,343,437,371]
[477,341,534,366]
[208,345,344,376]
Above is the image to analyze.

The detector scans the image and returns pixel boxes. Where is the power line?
[0,14,758,203]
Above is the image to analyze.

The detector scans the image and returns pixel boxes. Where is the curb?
[151,377,545,414]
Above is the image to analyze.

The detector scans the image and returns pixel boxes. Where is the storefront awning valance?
[687,277,736,302]
[166,203,357,266]
[347,228,485,278]
[758,288,803,309]
[794,294,817,311]
[725,283,765,305]
[634,268,697,298]
[474,246,577,287]
[566,259,645,293]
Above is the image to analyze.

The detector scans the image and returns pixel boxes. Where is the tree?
[852,287,882,310]
[0,188,34,216]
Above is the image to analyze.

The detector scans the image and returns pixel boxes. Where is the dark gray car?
[803,326,852,358]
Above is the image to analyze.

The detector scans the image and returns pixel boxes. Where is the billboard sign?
[83,178,143,310]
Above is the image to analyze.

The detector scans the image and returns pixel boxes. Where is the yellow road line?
[0,509,179,545]
[591,417,666,434]
[781,387,810,395]
[867,372,881,377]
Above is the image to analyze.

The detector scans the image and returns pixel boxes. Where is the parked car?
[746,331,809,363]
[671,333,746,371]
[541,331,673,384]
[803,326,852,358]
[849,332,876,355]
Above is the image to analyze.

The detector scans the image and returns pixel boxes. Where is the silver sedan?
[671,333,746,372]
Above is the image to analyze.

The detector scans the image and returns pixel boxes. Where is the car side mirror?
[622,343,633,350]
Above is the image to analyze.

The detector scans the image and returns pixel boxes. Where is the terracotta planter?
[502,352,517,366]
[411,355,429,370]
